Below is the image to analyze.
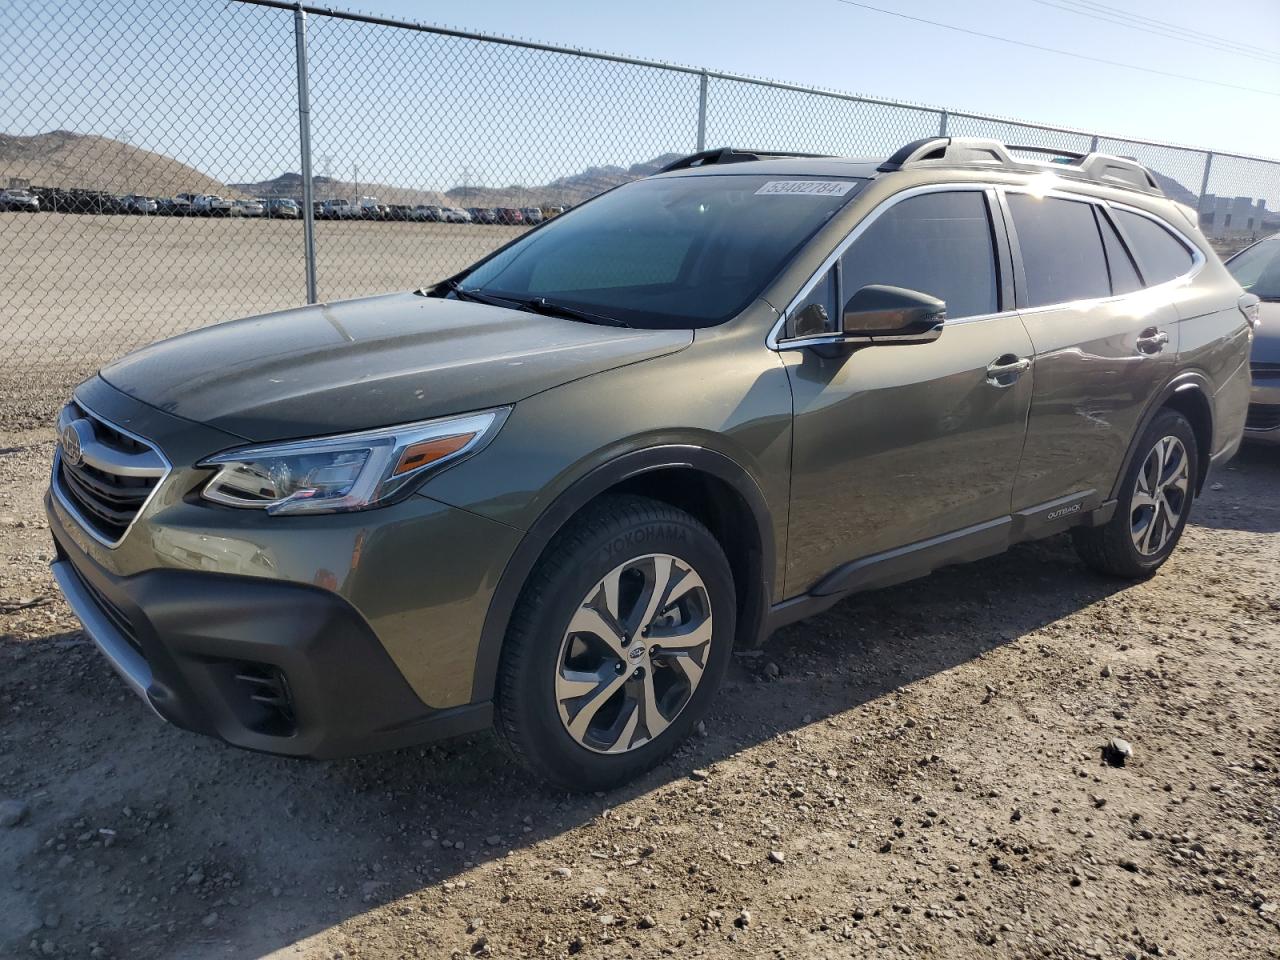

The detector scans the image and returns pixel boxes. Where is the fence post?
[1198,151,1214,208]
[293,4,318,304]
[696,71,708,151]
[938,110,948,137]
[1089,135,1099,152]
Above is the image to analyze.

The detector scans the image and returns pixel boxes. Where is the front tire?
[495,495,735,792]
[1072,409,1198,579]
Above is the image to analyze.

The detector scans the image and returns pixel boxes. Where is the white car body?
[233,199,265,217]
[441,207,472,223]
[193,195,233,216]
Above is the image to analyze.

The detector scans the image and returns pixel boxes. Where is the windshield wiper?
[424,278,514,308]
[515,296,632,328]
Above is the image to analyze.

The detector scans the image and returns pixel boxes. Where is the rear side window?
[1095,209,1143,295]
[1007,195,1110,307]
[839,191,998,320]
[1112,209,1195,285]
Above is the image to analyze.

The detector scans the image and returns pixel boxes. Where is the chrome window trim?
[769,179,1206,350]
[51,399,172,550]
[1097,197,1206,290]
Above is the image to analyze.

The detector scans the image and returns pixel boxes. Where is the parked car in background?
[520,207,545,225]
[155,197,192,216]
[467,207,498,224]
[44,138,1254,791]
[233,199,265,217]
[1225,233,1280,443]
[312,201,325,220]
[122,195,158,214]
[357,196,385,219]
[264,198,300,219]
[412,204,442,222]
[494,207,525,226]
[193,195,233,217]
[321,198,354,219]
[0,188,40,212]
[442,207,472,223]
[540,205,565,220]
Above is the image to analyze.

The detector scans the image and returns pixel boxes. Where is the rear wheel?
[1072,409,1198,578]
[495,495,735,791]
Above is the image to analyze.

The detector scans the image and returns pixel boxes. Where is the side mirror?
[842,284,946,344]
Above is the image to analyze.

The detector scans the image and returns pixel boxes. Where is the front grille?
[1245,403,1280,432]
[54,401,168,546]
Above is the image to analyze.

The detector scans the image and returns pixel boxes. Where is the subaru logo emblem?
[629,644,644,660]
[60,420,85,467]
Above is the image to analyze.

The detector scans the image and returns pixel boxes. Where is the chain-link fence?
[4,0,1279,423]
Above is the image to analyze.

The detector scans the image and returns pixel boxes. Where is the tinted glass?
[1096,209,1143,295]
[1112,209,1194,285]
[1008,195,1110,307]
[839,191,997,320]
[791,267,838,336]
[460,174,863,329]
[1226,237,1280,300]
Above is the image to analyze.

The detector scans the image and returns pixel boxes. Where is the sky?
[364,0,1280,157]
[5,0,1279,202]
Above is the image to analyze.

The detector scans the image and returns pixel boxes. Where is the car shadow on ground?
[1193,443,1280,533]
[3,529,1140,960]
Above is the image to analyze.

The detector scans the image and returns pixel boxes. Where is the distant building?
[1199,193,1269,236]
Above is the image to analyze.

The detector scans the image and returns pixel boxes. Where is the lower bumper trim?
[50,559,164,719]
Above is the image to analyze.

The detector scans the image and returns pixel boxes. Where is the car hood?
[1253,301,1280,363]
[100,293,692,441]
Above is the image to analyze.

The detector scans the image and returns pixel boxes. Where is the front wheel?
[1072,409,1198,579]
[495,495,735,791]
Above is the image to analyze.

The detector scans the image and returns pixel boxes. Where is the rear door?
[780,187,1035,596]
[1006,191,1181,516]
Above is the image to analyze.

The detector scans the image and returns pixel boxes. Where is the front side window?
[1008,194,1110,307]
[1226,236,1280,300]
[1112,209,1195,285]
[839,191,999,320]
[459,174,864,329]
[790,267,838,337]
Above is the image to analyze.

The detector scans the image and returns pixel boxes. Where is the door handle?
[986,355,1031,387]
[1136,328,1169,355]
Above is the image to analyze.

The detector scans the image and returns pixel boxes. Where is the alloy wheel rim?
[555,553,713,754]
[1130,435,1189,557]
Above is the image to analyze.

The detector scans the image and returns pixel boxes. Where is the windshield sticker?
[754,180,857,197]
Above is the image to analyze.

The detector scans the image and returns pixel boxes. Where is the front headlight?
[198,408,507,515]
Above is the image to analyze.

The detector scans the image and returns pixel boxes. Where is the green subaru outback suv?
[47,138,1256,790]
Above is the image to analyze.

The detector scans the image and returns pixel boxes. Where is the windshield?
[456,174,864,328]
[1227,236,1280,300]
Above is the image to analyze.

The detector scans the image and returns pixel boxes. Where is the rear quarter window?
[1111,209,1195,285]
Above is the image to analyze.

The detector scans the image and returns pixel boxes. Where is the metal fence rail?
[3,0,1279,422]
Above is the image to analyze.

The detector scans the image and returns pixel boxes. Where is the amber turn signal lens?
[392,433,474,476]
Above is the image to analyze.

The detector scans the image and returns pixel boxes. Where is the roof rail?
[877,136,1164,196]
[657,146,834,174]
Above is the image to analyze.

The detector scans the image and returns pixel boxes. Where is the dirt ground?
[1,412,1278,960]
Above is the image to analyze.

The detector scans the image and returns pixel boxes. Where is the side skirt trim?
[767,490,1104,635]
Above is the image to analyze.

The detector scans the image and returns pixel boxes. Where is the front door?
[779,187,1035,597]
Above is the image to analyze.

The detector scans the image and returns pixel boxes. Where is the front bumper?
[1244,372,1280,444]
[47,496,493,758]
